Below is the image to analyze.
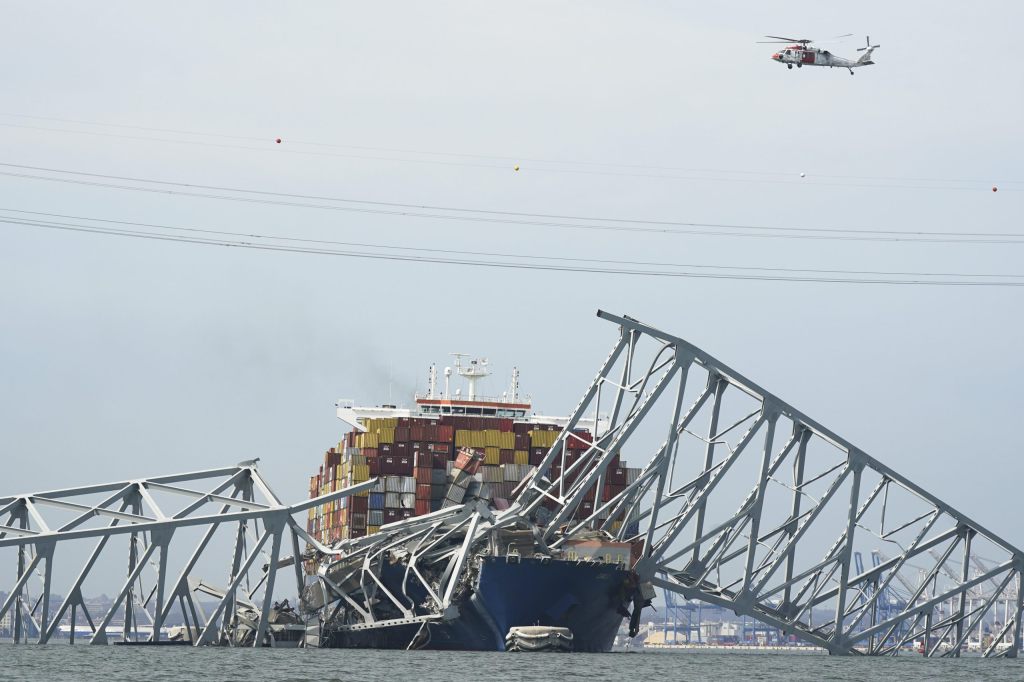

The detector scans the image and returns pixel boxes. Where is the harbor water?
[1,644,1020,681]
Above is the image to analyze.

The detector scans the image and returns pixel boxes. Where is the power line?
[2,163,1022,245]
[1,111,1019,188]
[4,212,1024,287]
[5,207,1022,279]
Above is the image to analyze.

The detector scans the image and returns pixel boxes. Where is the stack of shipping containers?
[307,416,641,548]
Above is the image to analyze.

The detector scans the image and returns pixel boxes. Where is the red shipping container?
[607,467,628,485]
[414,451,431,468]
[395,426,411,442]
[350,496,368,514]
[567,430,592,450]
[396,442,409,454]
[455,448,478,470]
[416,483,432,500]
[512,422,531,435]
[416,468,432,485]
[350,527,367,539]
[400,508,415,519]
[396,456,414,475]
[603,482,627,502]
[499,449,515,465]
[381,456,396,475]
[411,441,425,452]
[514,433,530,451]
[380,443,393,455]
[398,417,411,426]
[575,500,595,520]
[368,457,381,477]
[415,499,430,516]
[383,508,401,523]
[430,452,446,468]
[498,418,513,432]
[363,447,379,458]
[437,425,455,442]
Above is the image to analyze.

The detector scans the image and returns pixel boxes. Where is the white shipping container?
[385,477,403,493]
[385,492,401,508]
[400,493,416,509]
[400,476,416,494]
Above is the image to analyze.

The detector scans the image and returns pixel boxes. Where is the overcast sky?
[2,0,1022,568]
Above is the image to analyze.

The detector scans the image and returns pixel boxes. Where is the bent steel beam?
[0,465,371,645]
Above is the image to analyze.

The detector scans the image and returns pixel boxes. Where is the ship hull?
[323,557,627,652]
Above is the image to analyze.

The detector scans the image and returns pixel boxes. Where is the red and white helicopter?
[760,35,880,75]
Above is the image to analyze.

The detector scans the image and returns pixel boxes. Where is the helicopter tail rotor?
[857,35,881,51]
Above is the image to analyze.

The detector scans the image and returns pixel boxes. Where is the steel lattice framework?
[510,311,1023,656]
[0,464,366,646]
[3,311,1021,656]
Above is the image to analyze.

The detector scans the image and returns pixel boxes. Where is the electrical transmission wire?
[2,163,1022,245]
[4,209,1023,287]
[1,112,1019,189]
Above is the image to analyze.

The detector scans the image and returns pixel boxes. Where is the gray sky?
[2,0,1022,563]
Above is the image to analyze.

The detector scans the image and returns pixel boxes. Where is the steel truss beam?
[508,311,1023,656]
[0,465,369,645]
[7,311,1019,658]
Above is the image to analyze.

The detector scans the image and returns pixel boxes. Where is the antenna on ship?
[443,366,452,398]
[452,353,489,400]
[510,366,520,402]
[427,363,437,399]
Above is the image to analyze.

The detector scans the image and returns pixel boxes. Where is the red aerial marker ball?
[275,138,282,144]
[992,186,998,192]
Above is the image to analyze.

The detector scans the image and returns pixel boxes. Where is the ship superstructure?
[307,358,629,545]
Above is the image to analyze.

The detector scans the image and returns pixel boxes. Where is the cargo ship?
[301,357,648,652]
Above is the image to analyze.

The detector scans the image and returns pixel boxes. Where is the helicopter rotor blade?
[764,35,811,43]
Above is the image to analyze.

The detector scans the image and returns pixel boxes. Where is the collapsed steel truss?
[3,311,1021,656]
[512,311,1024,656]
[0,464,366,645]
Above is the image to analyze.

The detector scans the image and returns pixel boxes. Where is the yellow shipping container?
[472,431,487,448]
[513,450,529,465]
[530,430,559,448]
[378,427,396,444]
[351,463,370,482]
[484,446,501,466]
[484,430,501,447]
[367,525,381,535]
[363,432,381,448]
[455,430,471,447]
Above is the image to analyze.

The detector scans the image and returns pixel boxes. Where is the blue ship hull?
[325,557,627,652]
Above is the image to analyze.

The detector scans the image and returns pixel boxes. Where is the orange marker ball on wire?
[275,138,282,144]
[992,186,998,192]
[514,164,520,172]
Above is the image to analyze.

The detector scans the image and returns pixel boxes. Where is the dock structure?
[1,310,1021,656]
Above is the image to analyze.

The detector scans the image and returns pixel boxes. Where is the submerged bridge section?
[511,311,1023,656]
[2,311,1020,656]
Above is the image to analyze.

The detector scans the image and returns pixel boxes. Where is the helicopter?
[760,35,880,75]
